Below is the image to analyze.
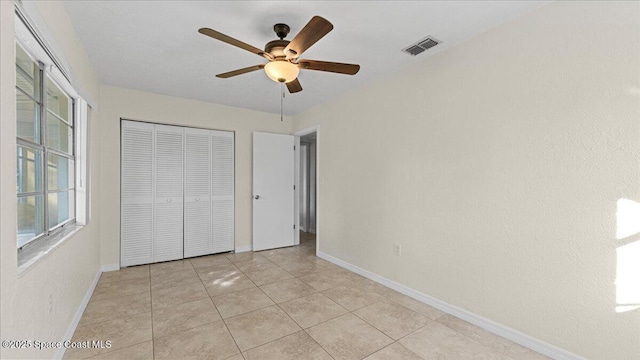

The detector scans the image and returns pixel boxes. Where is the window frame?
[16,42,76,249]
[44,72,76,233]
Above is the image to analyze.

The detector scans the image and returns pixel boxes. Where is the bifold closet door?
[211,130,234,253]
[184,128,211,258]
[153,124,184,262]
[121,121,154,267]
[122,121,233,265]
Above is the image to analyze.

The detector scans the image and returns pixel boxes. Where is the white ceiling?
[63,1,548,116]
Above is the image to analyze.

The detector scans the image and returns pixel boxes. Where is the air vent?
[404,45,425,56]
[402,36,440,56]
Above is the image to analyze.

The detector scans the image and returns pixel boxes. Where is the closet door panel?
[153,202,183,262]
[121,204,153,266]
[153,124,184,262]
[184,201,210,257]
[211,130,234,253]
[121,121,154,267]
[184,128,211,258]
[212,199,234,252]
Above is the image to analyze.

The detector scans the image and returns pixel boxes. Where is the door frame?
[293,125,320,255]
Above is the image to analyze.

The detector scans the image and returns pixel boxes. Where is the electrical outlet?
[393,243,401,256]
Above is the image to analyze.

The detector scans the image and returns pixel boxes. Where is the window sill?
[18,224,84,275]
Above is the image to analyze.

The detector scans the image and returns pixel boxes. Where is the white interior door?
[253,132,295,251]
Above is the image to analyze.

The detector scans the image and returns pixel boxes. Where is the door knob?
[254,195,260,200]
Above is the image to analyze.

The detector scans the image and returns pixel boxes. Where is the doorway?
[294,126,319,253]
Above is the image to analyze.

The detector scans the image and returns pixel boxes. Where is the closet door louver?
[184,128,211,258]
[121,121,154,267]
[153,124,184,262]
[211,130,234,253]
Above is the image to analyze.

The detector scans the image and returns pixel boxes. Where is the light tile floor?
[65,232,551,360]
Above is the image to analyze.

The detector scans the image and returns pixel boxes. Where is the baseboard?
[317,251,585,360]
[54,267,102,359]
[234,245,252,253]
[101,263,119,272]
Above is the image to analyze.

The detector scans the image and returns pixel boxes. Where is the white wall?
[293,2,640,359]
[0,1,102,359]
[99,85,292,266]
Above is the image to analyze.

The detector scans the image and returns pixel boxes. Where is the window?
[16,44,76,248]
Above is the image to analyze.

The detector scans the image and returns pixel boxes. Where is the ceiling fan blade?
[297,60,360,75]
[286,78,303,93]
[284,16,333,60]
[216,64,265,78]
[199,28,271,59]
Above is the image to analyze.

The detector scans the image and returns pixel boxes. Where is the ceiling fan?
[198,16,360,94]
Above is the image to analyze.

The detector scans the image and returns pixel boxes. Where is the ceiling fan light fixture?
[200,16,359,94]
[264,61,299,83]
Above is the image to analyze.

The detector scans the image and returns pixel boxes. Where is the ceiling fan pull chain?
[280,82,285,121]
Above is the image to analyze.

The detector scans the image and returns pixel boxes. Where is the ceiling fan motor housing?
[265,39,290,59]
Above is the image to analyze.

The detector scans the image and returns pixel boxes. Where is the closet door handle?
[254,195,260,200]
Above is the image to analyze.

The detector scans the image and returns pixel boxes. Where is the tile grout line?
[70,269,153,359]
[73,299,151,328]
[368,342,427,360]
[124,239,511,359]
[219,247,336,356]
[193,251,462,359]
[289,241,339,359]
[150,262,238,356]
[150,299,224,340]
[203,262,249,358]
[267,247,348,359]
[429,318,519,359]
[348,284,456,359]
[267,243,431,359]
[226,298,322,354]
[219,317,243,359]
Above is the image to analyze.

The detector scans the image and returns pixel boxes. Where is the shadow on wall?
[615,198,640,313]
